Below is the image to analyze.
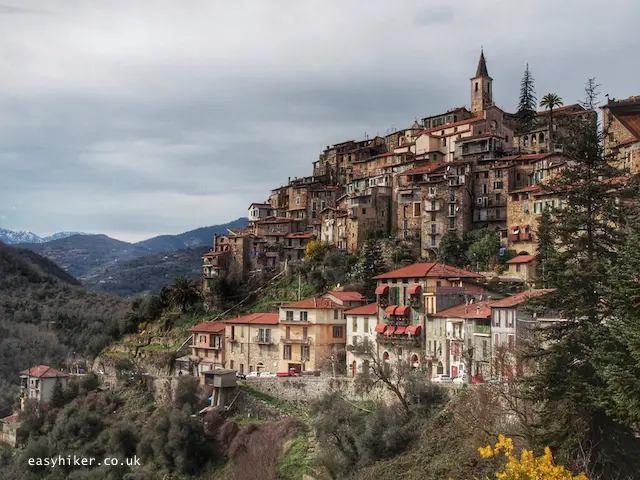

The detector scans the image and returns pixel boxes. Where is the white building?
[19,365,69,409]
[344,303,378,376]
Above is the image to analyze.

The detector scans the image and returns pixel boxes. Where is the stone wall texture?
[243,376,397,405]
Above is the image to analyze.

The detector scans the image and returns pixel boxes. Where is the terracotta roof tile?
[224,313,280,325]
[188,321,226,333]
[500,153,549,162]
[404,163,444,176]
[431,300,493,319]
[19,365,69,378]
[326,291,364,302]
[285,233,315,239]
[281,298,345,309]
[345,303,378,315]
[491,289,556,308]
[506,255,535,264]
[374,262,483,280]
[1,414,19,425]
[254,217,294,224]
[421,117,483,134]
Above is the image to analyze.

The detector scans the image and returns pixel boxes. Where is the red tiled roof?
[421,117,483,134]
[403,163,443,176]
[507,255,535,264]
[203,250,228,258]
[345,303,378,315]
[458,133,503,141]
[374,262,483,280]
[224,313,280,325]
[1,414,19,425]
[19,366,69,378]
[188,321,226,333]
[491,289,556,308]
[431,300,494,319]
[280,298,345,310]
[327,291,364,302]
[249,202,272,208]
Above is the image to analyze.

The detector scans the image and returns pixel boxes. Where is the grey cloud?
[0,0,638,241]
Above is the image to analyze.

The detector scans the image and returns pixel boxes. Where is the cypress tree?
[516,64,537,134]
[534,210,555,288]
[524,78,640,478]
[361,239,384,302]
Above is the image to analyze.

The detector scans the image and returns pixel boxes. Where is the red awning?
[374,323,387,333]
[386,326,396,335]
[394,326,407,335]
[385,305,398,316]
[375,285,389,295]
[406,325,422,336]
[395,305,410,316]
[511,225,519,231]
[406,284,422,295]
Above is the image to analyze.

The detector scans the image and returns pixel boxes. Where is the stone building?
[224,313,281,375]
[602,95,640,174]
[431,300,494,380]
[372,262,485,378]
[188,321,226,375]
[344,303,378,377]
[19,365,69,410]
[470,50,493,115]
[277,297,347,373]
[346,184,392,253]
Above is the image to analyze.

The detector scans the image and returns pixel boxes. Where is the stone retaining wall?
[244,376,397,404]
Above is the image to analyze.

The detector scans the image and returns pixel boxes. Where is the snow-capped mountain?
[0,229,85,245]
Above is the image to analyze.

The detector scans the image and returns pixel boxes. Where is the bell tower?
[470,49,493,115]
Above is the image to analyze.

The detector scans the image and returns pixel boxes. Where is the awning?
[374,323,387,333]
[375,285,389,295]
[394,326,407,335]
[395,305,411,316]
[406,325,422,336]
[406,284,422,295]
[385,305,398,316]
[386,326,397,335]
[511,225,519,231]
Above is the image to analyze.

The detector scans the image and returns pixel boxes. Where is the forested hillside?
[0,241,130,387]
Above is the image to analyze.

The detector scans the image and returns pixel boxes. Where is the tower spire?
[475,48,489,78]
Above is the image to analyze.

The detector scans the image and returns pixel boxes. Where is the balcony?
[508,233,519,241]
[520,232,532,241]
[254,336,274,345]
[474,325,491,335]
[281,337,311,344]
[280,319,312,326]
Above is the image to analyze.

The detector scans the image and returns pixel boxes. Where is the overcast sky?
[0,0,638,242]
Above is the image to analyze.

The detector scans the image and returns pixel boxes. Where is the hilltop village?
[190,51,640,381]
[203,51,639,283]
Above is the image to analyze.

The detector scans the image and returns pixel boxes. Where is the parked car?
[236,372,246,380]
[245,371,260,379]
[260,372,276,378]
[431,374,453,383]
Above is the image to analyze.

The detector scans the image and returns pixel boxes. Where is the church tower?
[470,49,493,115]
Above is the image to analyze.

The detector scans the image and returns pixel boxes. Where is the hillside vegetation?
[0,241,130,387]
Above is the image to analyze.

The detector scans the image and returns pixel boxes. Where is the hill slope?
[16,234,154,279]
[0,241,129,384]
[85,245,210,297]
[135,217,249,252]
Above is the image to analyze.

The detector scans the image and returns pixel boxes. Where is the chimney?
[476,306,481,315]
[465,307,468,314]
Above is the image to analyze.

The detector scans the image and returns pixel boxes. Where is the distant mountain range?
[12,217,248,296]
[0,229,85,245]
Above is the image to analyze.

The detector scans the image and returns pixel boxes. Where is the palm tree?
[539,93,563,151]
[167,276,201,313]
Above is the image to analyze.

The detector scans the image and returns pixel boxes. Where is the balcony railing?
[254,336,274,345]
[191,343,222,350]
[280,319,312,325]
[281,337,311,344]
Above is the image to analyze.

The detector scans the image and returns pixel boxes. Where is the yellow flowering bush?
[479,435,588,480]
